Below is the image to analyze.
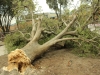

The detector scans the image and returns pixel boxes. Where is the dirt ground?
[0,49,100,75]
[31,49,100,75]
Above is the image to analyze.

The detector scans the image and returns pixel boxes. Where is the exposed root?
[6,49,31,73]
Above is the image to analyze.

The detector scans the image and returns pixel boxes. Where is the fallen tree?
[2,1,100,74]
[2,15,79,74]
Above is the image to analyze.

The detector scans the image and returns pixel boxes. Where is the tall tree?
[0,0,35,35]
[46,0,59,18]
[0,0,14,35]
[46,0,72,20]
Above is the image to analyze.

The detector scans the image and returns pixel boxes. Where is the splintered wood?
[6,49,31,73]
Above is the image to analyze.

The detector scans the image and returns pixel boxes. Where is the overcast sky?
[34,0,54,13]
[34,0,80,13]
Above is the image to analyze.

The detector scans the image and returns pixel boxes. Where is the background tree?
[46,0,72,20]
[46,0,59,18]
[0,0,14,35]
[0,0,35,35]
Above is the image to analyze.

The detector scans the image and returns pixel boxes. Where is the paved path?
[0,41,4,46]
[0,46,8,56]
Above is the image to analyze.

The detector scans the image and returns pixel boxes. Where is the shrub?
[4,32,28,53]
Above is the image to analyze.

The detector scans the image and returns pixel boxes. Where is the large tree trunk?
[2,16,77,74]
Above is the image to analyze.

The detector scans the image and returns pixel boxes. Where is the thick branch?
[62,19,68,26]
[51,15,77,40]
[31,19,37,39]
[32,19,42,41]
[41,16,77,50]
[30,10,36,39]
[54,38,79,43]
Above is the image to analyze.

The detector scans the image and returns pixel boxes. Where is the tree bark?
[3,15,77,74]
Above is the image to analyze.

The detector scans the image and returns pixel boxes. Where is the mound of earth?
[0,49,100,75]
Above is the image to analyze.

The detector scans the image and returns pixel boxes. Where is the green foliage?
[65,40,76,48]
[68,1,100,57]
[46,0,58,11]
[46,0,73,19]
[39,18,61,44]
[46,0,72,10]
[42,17,61,33]
[4,32,28,53]
[76,4,92,25]
[39,35,54,45]
[4,17,61,52]
[72,29,100,57]
[0,0,35,17]
[18,21,32,32]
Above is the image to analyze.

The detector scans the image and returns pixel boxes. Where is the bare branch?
[31,20,37,38]
[65,30,77,35]
[65,15,77,29]
[18,30,30,41]
[42,30,56,35]
[54,36,97,46]
[54,38,79,43]
[62,19,68,26]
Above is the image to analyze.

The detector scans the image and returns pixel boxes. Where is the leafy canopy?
[0,0,35,17]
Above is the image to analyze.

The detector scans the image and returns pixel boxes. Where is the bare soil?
[32,49,100,75]
[0,49,100,75]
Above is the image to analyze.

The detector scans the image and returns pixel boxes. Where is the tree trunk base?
[4,49,33,74]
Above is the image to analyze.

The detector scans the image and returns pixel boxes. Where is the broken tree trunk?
[3,16,77,74]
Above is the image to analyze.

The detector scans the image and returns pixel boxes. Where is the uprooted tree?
[1,0,100,75]
[6,15,78,72]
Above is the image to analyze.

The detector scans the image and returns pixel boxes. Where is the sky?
[34,0,55,13]
[34,0,80,13]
